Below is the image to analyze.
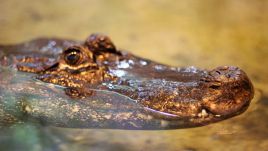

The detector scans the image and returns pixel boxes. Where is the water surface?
[0,0,267,151]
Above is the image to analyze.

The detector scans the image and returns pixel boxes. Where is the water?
[0,0,267,151]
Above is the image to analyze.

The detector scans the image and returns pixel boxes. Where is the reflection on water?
[0,0,267,151]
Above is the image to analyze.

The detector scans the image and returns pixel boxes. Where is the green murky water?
[0,0,267,151]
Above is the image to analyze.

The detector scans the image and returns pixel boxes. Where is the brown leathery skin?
[0,34,254,128]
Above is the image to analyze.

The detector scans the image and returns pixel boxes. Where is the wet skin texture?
[0,34,254,128]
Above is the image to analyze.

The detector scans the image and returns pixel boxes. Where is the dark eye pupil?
[66,52,80,65]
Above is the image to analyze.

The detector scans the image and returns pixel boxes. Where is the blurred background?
[0,0,267,151]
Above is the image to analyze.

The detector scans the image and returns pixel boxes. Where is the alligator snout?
[201,66,254,117]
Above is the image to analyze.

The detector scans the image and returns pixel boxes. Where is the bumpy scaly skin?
[0,34,254,128]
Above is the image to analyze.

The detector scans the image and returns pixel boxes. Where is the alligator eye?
[64,47,82,66]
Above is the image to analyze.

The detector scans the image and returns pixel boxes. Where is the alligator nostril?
[226,73,231,78]
[215,70,221,75]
